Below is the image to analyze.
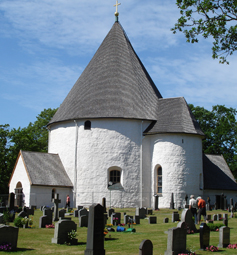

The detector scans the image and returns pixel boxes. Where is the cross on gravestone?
[199,223,210,250]
[52,193,61,222]
[84,204,105,255]
[218,226,230,248]
[139,239,153,255]
[165,227,187,255]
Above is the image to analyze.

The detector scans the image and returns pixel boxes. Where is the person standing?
[197,196,206,224]
[66,195,70,208]
[189,195,198,224]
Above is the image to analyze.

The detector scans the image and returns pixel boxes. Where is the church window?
[157,166,162,194]
[109,170,121,184]
[84,120,91,130]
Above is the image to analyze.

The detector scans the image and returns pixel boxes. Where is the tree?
[0,108,57,194]
[189,104,237,178]
[172,0,237,64]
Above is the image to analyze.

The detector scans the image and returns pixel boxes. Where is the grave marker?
[52,193,61,222]
[199,223,210,250]
[165,227,186,255]
[0,225,19,251]
[139,239,153,255]
[148,216,157,224]
[172,211,179,222]
[180,209,197,233]
[218,226,230,248]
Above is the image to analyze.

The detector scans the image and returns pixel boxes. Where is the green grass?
[2,208,237,254]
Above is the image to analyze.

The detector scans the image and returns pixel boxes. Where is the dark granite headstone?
[147,209,153,215]
[51,218,77,244]
[124,215,133,224]
[134,215,140,224]
[79,208,89,218]
[111,212,121,225]
[74,210,78,217]
[154,194,159,210]
[218,226,230,248]
[0,225,19,251]
[8,193,15,211]
[18,210,28,218]
[199,223,210,250]
[212,214,217,221]
[163,217,169,223]
[102,197,106,213]
[108,208,114,217]
[84,204,105,255]
[172,211,179,222]
[136,207,146,219]
[165,227,186,255]
[39,208,53,228]
[139,239,153,255]
[148,216,157,224]
[77,205,83,211]
[59,209,66,218]
[79,215,88,227]
[170,193,175,209]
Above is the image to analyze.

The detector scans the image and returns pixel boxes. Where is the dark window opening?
[84,120,91,130]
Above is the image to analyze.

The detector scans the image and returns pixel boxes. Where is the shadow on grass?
[105,238,119,241]
[12,248,35,252]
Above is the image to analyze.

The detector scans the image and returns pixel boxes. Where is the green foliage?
[172,0,237,64]
[207,222,225,231]
[0,108,57,194]
[13,216,23,228]
[189,104,237,178]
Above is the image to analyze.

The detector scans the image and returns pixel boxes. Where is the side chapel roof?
[203,154,237,191]
[15,151,73,187]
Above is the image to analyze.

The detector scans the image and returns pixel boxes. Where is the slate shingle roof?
[145,97,205,136]
[48,22,162,125]
[20,151,73,187]
[203,154,237,191]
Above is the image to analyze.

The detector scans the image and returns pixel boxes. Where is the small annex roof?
[48,21,162,126]
[144,97,204,136]
[19,151,73,187]
[203,154,237,191]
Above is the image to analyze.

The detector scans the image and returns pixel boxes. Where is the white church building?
[9,16,237,209]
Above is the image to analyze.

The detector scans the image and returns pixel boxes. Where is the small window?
[109,170,121,184]
[84,120,91,130]
[157,166,162,194]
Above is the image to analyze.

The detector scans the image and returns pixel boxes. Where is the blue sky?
[1,0,237,129]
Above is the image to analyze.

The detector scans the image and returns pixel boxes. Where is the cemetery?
[1,201,237,254]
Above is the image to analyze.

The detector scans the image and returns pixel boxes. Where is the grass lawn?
[2,208,237,254]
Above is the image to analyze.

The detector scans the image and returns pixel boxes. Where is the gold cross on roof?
[114,0,121,16]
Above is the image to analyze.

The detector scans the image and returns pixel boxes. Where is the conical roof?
[48,22,162,126]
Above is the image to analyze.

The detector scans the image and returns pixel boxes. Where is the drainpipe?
[74,120,79,208]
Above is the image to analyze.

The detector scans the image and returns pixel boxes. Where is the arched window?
[157,166,162,194]
[109,170,121,184]
[84,120,91,130]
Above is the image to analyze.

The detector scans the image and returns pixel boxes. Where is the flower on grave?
[113,217,118,222]
[104,228,108,236]
[106,224,113,227]
[21,216,29,225]
[0,242,12,251]
[28,217,33,226]
[45,224,55,228]
[227,243,237,249]
[67,230,77,240]
[206,245,219,252]
[215,228,219,232]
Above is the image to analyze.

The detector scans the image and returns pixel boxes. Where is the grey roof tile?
[203,154,237,191]
[21,151,73,187]
[48,22,162,125]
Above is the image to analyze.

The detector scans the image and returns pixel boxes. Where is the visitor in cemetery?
[189,195,198,224]
[197,196,207,224]
[65,195,70,208]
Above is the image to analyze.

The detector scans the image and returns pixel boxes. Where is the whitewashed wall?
[150,133,203,208]
[48,119,151,208]
[9,155,31,207]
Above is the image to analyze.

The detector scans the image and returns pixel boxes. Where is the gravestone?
[212,214,217,221]
[0,225,19,251]
[206,215,211,221]
[136,207,146,219]
[108,208,114,217]
[206,197,211,211]
[223,213,228,226]
[172,211,179,222]
[84,204,105,255]
[134,215,140,224]
[124,215,133,224]
[111,212,121,225]
[148,216,157,224]
[235,202,237,211]
[218,226,230,248]
[154,194,159,210]
[79,215,89,227]
[59,209,66,218]
[217,214,222,221]
[170,193,175,209]
[147,209,153,215]
[184,194,189,208]
[180,209,197,232]
[79,208,89,218]
[77,205,83,211]
[74,210,78,217]
[163,217,169,223]
[18,210,28,218]
[7,192,15,211]
[39,208,53,228]
[230,206,234,218]
[199,223,210,250]
[139,239,153,255]
[51,218,77,244]
[0,213,3,224]
[52,193,61,222]
[165,227,186,255]
[102,197,106,213]
[26,207,34,216]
